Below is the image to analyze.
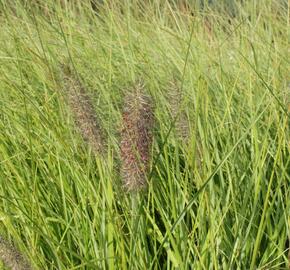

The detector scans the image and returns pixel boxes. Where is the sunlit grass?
[0,0,289,269]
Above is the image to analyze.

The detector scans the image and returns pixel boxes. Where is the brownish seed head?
[167,79,202,168]
[62,66,104,154]
[167,80,189,142]
[0,236,32,270]
[120,80,154,192]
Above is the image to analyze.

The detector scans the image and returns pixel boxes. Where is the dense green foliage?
[0,1,289,269]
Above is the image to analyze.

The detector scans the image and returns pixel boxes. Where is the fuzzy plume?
[62,65,104,154]
[0,236,32,270]
[167,80,189,142]
[120,81,154,192]
[167,79,202,168]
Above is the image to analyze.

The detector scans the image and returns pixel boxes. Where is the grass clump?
[0,0,289,269]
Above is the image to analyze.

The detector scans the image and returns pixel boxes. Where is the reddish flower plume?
[120,81,154,192]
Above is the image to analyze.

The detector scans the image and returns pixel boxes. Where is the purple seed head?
[120,80,154,192]
[62,66,104,154]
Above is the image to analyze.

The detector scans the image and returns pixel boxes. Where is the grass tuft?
[0,0,289,269]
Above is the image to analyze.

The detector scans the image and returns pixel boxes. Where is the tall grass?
[0,0,289,269]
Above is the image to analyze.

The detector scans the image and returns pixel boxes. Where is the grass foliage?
[0,0,289,269]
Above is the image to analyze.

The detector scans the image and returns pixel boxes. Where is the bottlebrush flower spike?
[62,65,104,154]
[168,80,189,142]
[120,80,154,192]
[0,236,32,270]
